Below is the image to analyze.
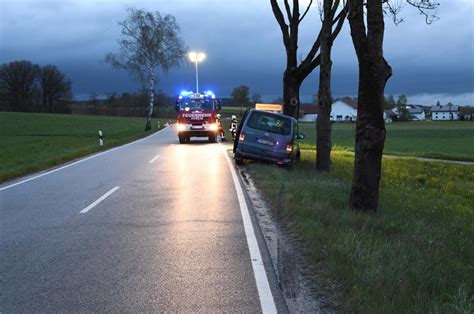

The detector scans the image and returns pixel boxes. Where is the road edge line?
[219,143,277,313]
[0,126,169,191]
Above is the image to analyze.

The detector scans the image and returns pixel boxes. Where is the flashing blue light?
[180,90,192,97]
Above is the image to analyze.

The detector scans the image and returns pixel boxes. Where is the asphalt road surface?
[0,126,287,313]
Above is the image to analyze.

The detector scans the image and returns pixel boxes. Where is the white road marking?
[149,154,160,163]
[0,127,169,191]
[79,186,120,214]
[219,143,277,313]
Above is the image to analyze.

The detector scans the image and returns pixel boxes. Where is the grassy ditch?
[299,121,474,161]
[246,151,473,312]
[0,112,169,182]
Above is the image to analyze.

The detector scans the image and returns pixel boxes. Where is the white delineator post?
[99,130,103,146]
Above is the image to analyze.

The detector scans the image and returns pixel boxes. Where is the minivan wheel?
[295,150,301,161]
[234,153,243,165]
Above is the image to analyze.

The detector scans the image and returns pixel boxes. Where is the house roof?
[338,98,358,109]
[300,98,358,115]
[431,105,459,112]
[300,103,319,114]
[384,110,397,117]
[408,107,424,114]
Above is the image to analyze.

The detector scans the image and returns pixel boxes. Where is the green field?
[299,121,474,161]
[0,112,168,182]
[219,106,246,119]
[247,151,474,312]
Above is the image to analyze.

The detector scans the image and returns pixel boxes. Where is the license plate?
[191,125,203,130]
[257,138,274,146]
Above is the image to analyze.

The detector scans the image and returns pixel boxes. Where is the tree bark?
[316,0,334,172]
[283,70,301,118]
[145,69,154,131]
[348,0,392,212]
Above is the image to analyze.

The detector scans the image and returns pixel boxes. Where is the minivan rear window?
[246,111,291,135]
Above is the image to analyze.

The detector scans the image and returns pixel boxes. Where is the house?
[300,98,357,122]
[407,106,426,121]
[392,104,427,121]
[299,103,319,122]
[331,98,357,122]
[431,104,460,121]
[384,110,396,123]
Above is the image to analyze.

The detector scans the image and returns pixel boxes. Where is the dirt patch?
[239,169,346,313]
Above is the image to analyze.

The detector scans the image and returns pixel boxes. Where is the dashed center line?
[79,186,120,214]
[149,154,160,163]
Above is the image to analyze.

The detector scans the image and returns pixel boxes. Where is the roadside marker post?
[99,130,103,146]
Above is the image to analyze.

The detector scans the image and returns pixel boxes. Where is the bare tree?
[251,93,262,104]
[105,7,186,131]
[316,0,344,172]
[231,85,250,115]
[39,65,72,113]
[270,0,347,118]
[346,0,438,212]
[0,60,39,112]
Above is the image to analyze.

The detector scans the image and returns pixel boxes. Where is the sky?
[1,0,473,105]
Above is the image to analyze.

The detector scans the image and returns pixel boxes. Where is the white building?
[407,107,426,121]
[330,99,357,122]
[384,110,396,123]
[299,104,319,122]
[431,104,460,121]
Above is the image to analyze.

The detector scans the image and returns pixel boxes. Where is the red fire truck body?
[175,91,221,144]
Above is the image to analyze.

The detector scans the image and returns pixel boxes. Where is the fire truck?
[175,90,222,144]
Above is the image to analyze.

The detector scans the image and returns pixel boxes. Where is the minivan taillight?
[239,133,245,141]
[286,143,293,152]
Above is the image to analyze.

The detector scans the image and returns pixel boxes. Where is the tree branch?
[406,0,439,24]
[299,0,313,23]
[300,1,346,70]
[284,0,293,21]
[270,0,291,47]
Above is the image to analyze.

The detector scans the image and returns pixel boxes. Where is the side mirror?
[298,133,305,140]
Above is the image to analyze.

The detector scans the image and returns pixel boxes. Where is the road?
[0,126,286,313]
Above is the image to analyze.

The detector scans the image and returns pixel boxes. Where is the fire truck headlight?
[177,124,186,132]
[185,107,190,112]
[209,123,218,131]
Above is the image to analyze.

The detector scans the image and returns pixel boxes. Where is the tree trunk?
[348,0,392,212]
[283,70,301,119]
[316,0,334,172]
[144,70,154,131]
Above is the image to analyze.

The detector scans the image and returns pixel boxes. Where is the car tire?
[209,134,217,143]
[295,150,301,161]
[179,135,185,144]
[234,153,243,165]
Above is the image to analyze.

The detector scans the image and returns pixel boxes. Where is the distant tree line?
[74,90,176,118]
[0,60,72,113]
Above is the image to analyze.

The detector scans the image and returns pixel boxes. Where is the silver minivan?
[233,109,304,166]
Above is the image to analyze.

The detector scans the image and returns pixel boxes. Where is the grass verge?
[246,150,473,312]
[299,121,474,161]
[0,112,170,183]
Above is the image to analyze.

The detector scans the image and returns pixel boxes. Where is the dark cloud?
[1,0,473,105]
